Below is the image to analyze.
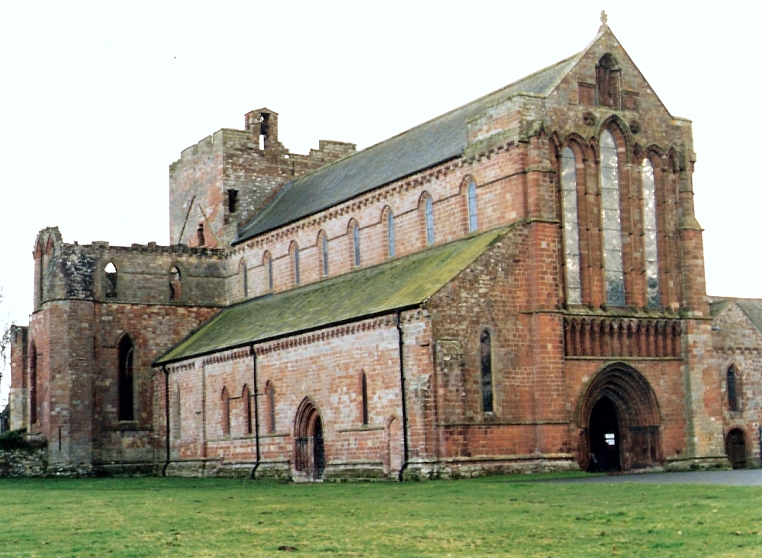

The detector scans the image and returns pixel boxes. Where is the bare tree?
[0,289,13,395]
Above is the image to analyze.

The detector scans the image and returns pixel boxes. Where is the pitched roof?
[710,297,762,333]
[155,227,508,365]
[234,53,582,244]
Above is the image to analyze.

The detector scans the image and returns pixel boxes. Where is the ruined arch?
[104,261,118,298]
[578,363,662,472]
[293,397,325,480]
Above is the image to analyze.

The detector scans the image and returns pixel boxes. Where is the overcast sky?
[1,1,760,404]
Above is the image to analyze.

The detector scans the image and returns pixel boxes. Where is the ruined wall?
[169,109,355,249]
[712,301,762,468]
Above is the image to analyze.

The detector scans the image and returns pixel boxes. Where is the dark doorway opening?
[726,429,747,469]
[579,363,662,472]
[313,417,325,480]
[589,397,621,472]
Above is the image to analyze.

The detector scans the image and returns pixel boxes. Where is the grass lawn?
[0,474,760,557]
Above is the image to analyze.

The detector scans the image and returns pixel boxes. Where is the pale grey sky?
[1,1,760,403]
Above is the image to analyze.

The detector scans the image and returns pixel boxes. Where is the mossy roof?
[155,228,507,365]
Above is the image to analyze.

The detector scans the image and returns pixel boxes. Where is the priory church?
[9,17,762,478]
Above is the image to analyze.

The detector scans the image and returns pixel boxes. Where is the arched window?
[599,129,625,306]
[423,195,435,245]
[29,343,38,425]
[104,262,118,298]
[480,330,493,413]
[642,158,660,308]
[265,380,276,433]
[118,335,135,422]
[727,365,739,412]
[467,181,478,232]
[242,385,252,435]
[169,267,182,301]
[386,209,396,258]
[291,243,301,285]
[263,252,273,291]
[361,372,369,425]
[221,387,230,436]
[350,221,361,267]
[239,259,248,298]
[319,231,329,277]
[560,147,582,305]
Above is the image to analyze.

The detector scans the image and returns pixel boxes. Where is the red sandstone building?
[9,22,758,478]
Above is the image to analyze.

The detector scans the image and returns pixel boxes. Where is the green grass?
[0,475,760,557]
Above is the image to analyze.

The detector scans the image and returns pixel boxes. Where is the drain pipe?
[162,365,171,476]
[250,346,261,478]
[396,310,410,481]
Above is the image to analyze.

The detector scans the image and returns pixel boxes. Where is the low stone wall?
[0,448,47,477]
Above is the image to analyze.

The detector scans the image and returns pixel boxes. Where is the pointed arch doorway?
[294,398,325,481]
[579,363,662,472]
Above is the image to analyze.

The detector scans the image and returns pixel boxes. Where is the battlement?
[169,108,355,249]
[32,228,226,308]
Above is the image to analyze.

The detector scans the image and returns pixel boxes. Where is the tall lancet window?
[467,181,478,232]
[425,197,435,245]
[599,130,625,306]
[560,147,582,305]
[386,210,396,258]
[641,158,660,307]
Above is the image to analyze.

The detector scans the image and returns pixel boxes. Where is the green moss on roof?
[155,228,508,365]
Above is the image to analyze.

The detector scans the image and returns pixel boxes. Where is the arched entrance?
[579,363,662,472]
[294,398,325,480]
[726,429,747,469]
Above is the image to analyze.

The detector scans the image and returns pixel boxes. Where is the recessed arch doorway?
[294,398,325,480]
[579,363,662,472]
[726,429,747,469]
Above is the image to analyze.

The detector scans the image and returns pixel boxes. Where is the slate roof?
[709,297,762,333]
[155,227,509,365]
[234,53,583,244]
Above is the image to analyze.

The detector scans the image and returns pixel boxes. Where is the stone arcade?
[9,21,760,478]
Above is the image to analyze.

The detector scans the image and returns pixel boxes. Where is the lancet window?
[467,181,478,232]
[118,335,135,422]
[599,129,625,306]
[321,232,329,277]
[480,330,493,413]
[560,147,582,305]
[727,365,739,412]
[424,196,435,245]
[642,158,660,307]
[351,221,361,267]
[386,210,396,258]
